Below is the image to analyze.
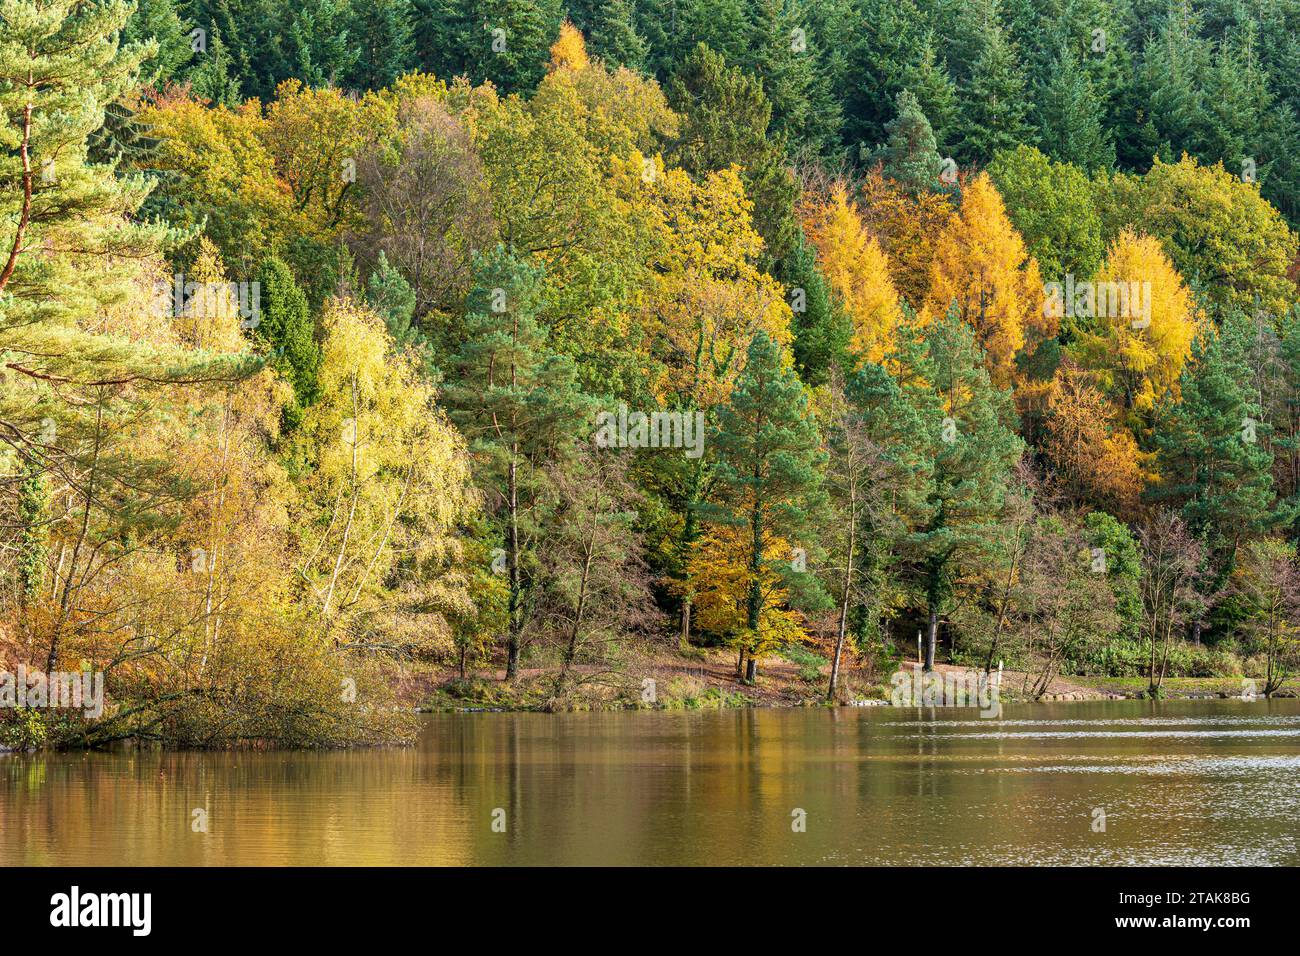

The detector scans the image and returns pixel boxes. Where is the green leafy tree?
[987,144,1104,286]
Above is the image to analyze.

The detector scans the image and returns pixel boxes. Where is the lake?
[2,699,1297,865]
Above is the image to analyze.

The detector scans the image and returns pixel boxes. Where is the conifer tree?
[744,0,841,154]
[954,2,1034,164]
[875,89,944,193]
[190,23,243,105]
[902,311,1025,670]
[1035,40,1114,172]
[1151,322,1286,607]
[783,232,849,386]
[346,0,415,90]
[444,248,593,680]
[461,0,564,92]
[704,331,828,681]
[255,255,321,427]
[365,251,418,344]
[588,0,649,71]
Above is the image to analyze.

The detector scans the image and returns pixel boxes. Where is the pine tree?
[902,310,1025,670]
[284,0,358,87]
[0,0,258,673]
[346,0,416,90]
[0,0,164,320]
[704,331,828,681]
[410,0,470,77]
[954,1,1034,164]
[1151,322,1286,603]
[841,0,930,151]
[782,232,849,386]
[907,32,957,151]
[875,89,944,193]
[461,0,564,92]
[365,251,418,344]
[667,42,799,266]
[588,0,649,71]
[126,0,194,84]
[443,248,593,680]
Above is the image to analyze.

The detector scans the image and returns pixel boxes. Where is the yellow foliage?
[800,183,903,365]
[299,298,478,638]
[549,20,590,72]
[858,166,956,306]
[622,155,793,408]
[687,524,805,657]
[1072,229,1200,415]
[925,172,1050,386]
[1043,360,1148,515]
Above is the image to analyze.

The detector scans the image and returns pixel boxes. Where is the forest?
[2,0,1300,747]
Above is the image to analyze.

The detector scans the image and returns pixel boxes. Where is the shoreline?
[412,649,1296,714]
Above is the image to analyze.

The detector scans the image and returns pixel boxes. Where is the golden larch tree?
[924,172,1050,386]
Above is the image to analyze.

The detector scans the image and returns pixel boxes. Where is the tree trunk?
[828,502,856,702]
[924,608,938,672]
[505,450,521,681]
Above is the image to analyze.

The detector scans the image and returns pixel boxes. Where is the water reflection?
[1,700,1296,865]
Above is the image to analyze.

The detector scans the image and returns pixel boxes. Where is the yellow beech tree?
[924,172,1050,386]
[800,183,903,365]
[1072,229,1200,417]
[687,523,805,668]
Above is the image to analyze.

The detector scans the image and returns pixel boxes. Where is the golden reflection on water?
[1,699,1297,865]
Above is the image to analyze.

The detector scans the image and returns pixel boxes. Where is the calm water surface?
[2,700,1298,865]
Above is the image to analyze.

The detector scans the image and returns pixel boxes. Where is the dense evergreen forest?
[2,0,1300,747]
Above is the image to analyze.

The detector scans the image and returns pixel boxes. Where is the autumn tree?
[924,172,1050,386]
[1228,537,1300,696]
[297,297,477,645]
[1070,229,1199,419]
[799,183,903,366]
[1138,511,1207,697]
[1042,360,1145,515]
[355,94,496,318]
[1102,156,1298,316]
